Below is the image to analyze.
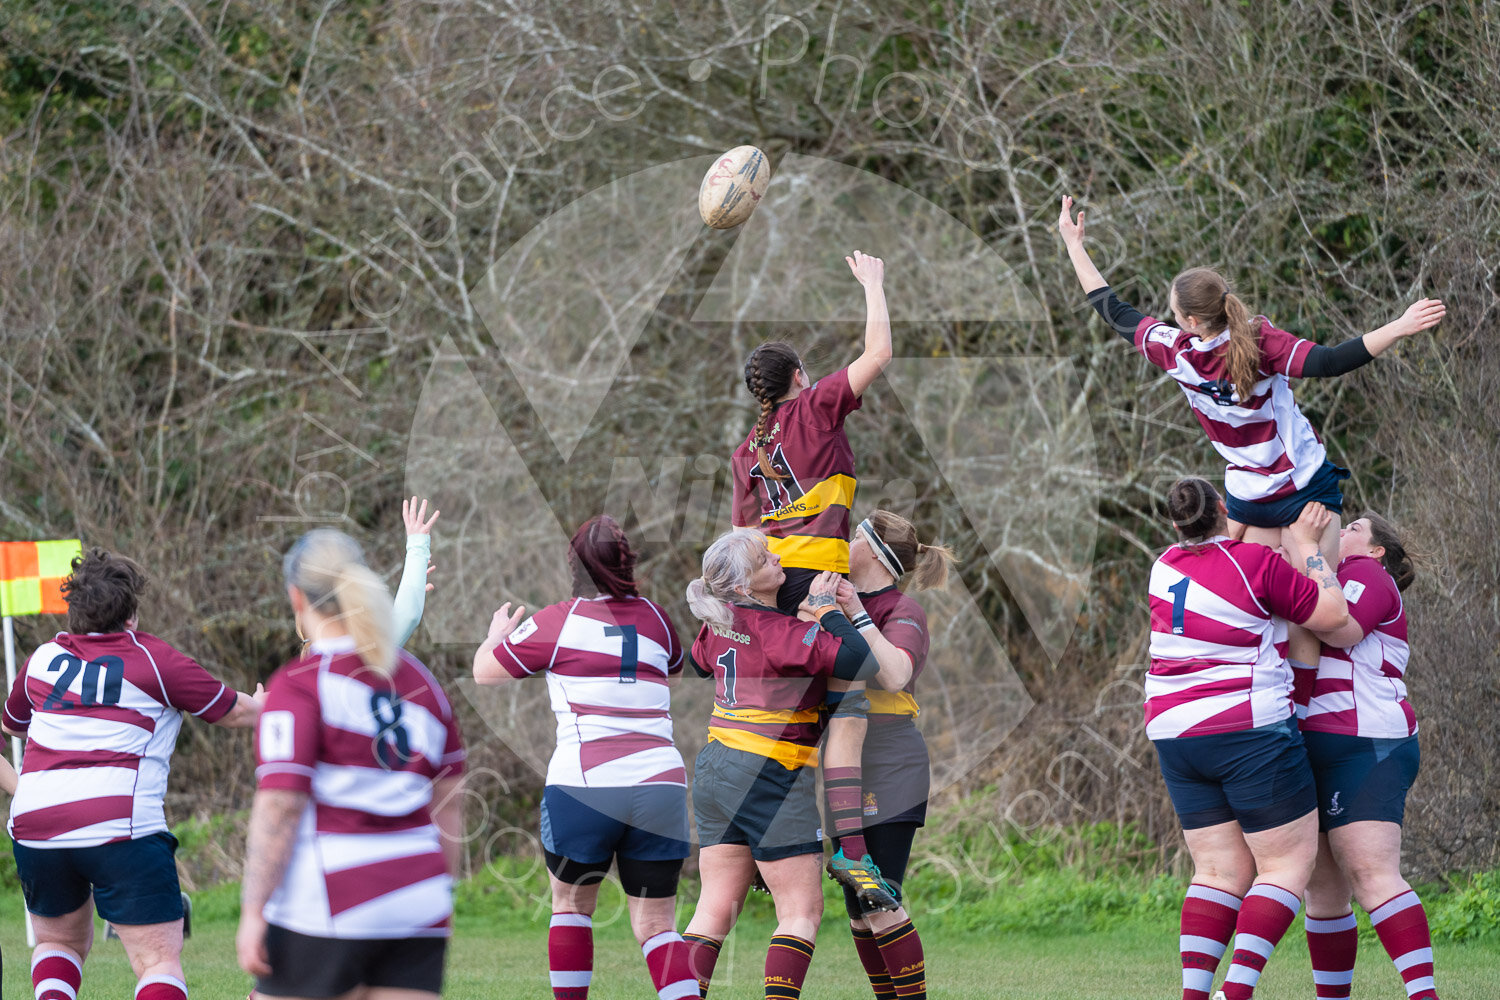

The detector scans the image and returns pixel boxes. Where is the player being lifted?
[730,250,895,909]
[472,516,699,1000]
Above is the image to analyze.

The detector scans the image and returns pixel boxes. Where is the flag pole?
[3,613,35,946]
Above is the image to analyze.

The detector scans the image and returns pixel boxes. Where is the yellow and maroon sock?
[764,934,816,1000]
[825,766,868,859]
[682,933,722,997]
[851,926,897,999]
[874,919,926,998]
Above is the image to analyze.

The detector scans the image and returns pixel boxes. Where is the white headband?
[858,518,905,580]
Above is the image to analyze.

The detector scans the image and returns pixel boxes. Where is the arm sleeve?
[687,648,712,678]
[255,665,322,792]
[1086,286,1149,343]
[493,603,565,679]
[817,611,877,681]
[392,534,432,647]
[4,654,34,733]
[1256,322,1318,377]
[804,367,863,429]
[1300,337,1375,378]
[1259,552,1322,625]
[155,641,237,723]
[1338,559,1400,636]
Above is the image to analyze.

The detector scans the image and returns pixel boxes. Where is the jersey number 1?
[716,648,738,706]
[604,625,638,683]
[1167,578,1190,635]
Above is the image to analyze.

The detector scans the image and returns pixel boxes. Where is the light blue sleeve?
[393,534,431,647]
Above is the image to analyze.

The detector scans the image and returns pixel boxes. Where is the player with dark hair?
[1145,480,1350,1000]
[731,249,894,907]
[238,530,465,1000]
[832,510,956,1000]
[1058,196,1444,562]
[4,548,261,1000]
[1294,513,1440,1000]
[472,515,698,1000]
[681,528,881,1000]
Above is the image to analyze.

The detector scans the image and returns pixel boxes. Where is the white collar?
[309,634,357,654]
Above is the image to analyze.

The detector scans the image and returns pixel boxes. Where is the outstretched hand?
[845,250,884,288]
[1058,196,1085,248]
[403,496,440,535]
[1395,298,1445,337]
[486,602,527,646]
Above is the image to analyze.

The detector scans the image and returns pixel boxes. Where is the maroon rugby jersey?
[6,630,235,848]
[691,604,845,769]
[731,366,862,573]
[859,586,929,717]
[255,636,465,939]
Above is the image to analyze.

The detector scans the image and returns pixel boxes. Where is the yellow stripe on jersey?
[711,705,822,726]
[708,726,819,769]
[765,534,849,573]
[759,474,857,524]
[867,690,920,717]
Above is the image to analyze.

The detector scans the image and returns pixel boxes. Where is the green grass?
[2,890,1497,999]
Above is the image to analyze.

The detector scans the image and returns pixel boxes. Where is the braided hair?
[743,342,801,481]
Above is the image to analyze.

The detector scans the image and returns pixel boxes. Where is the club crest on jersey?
[1342,579,1366,603]
[1146,323,1178,346]
[510,617,539,643]
[1195,378,1239,407]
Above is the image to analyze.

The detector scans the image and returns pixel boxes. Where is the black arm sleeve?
[687,649,711,678]
[1086,286,1148,344]
[1299,336,1374,378]
[819,611,878,681]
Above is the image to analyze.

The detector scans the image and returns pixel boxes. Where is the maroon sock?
[33,950,83,1000]
[642,931,701,1000]
[1371,890,1439,999]
[1179,883,1243,1000]
[874,919,926,999]
[1305,911,1358,999]
[851,926,897,999]
[825,766,868,858]
[135,976,188,1000]
[765,934,816,1000]
[549,912,593,1000]
[1221,883,1301,1000]
[683,933,722,997]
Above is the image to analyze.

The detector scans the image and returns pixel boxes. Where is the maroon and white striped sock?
[641,930,702,1000]
[549,912,594,1000]
[764,934,816,1000]
[682,933,722,997]
[32,950,82,1000]
[851,926,897,999]
[874,919,926,999]
[1220,882,1301,1000]
[1305,911,1358,999]
[1371,890,1439,999]
[135,975,187,1000]
[1179,883,1242,1000]
[826,766,869,859]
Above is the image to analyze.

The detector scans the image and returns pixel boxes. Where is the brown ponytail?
[1361,511,1417,591]
[1173,267,1265,404]
[743,342,801,481]
[866,509,958,591]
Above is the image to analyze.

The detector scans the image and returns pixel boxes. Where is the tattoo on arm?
[242,791,308,915]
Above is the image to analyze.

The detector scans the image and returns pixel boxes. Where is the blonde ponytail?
[283,529,398,676]
[686,577,733,627]
[865,509,958,592]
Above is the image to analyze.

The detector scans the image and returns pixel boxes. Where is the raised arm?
[1299,299,1446,378]
[393,496,440,646]
[844,251,893,398]
[1058,196,1108,294]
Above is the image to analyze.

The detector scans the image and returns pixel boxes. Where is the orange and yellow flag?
[0,540,82,617]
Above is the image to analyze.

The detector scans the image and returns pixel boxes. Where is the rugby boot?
[826,847,899,912]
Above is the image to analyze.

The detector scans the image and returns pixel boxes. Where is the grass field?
[1,887,1495,999]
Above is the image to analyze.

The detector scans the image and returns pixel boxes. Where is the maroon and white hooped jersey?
[5,630,235,848]
[1295,555,1413,738]
[1145,538,1319,739]
[256,637,465,939]
[1134,316,1323,503]
[494,595,686,788]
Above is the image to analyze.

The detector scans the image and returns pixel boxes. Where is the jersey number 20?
[42,654,125,710]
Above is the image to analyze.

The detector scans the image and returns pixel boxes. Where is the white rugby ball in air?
[698,145,771,229]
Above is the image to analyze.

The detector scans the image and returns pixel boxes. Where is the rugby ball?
[698,145,771,229]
